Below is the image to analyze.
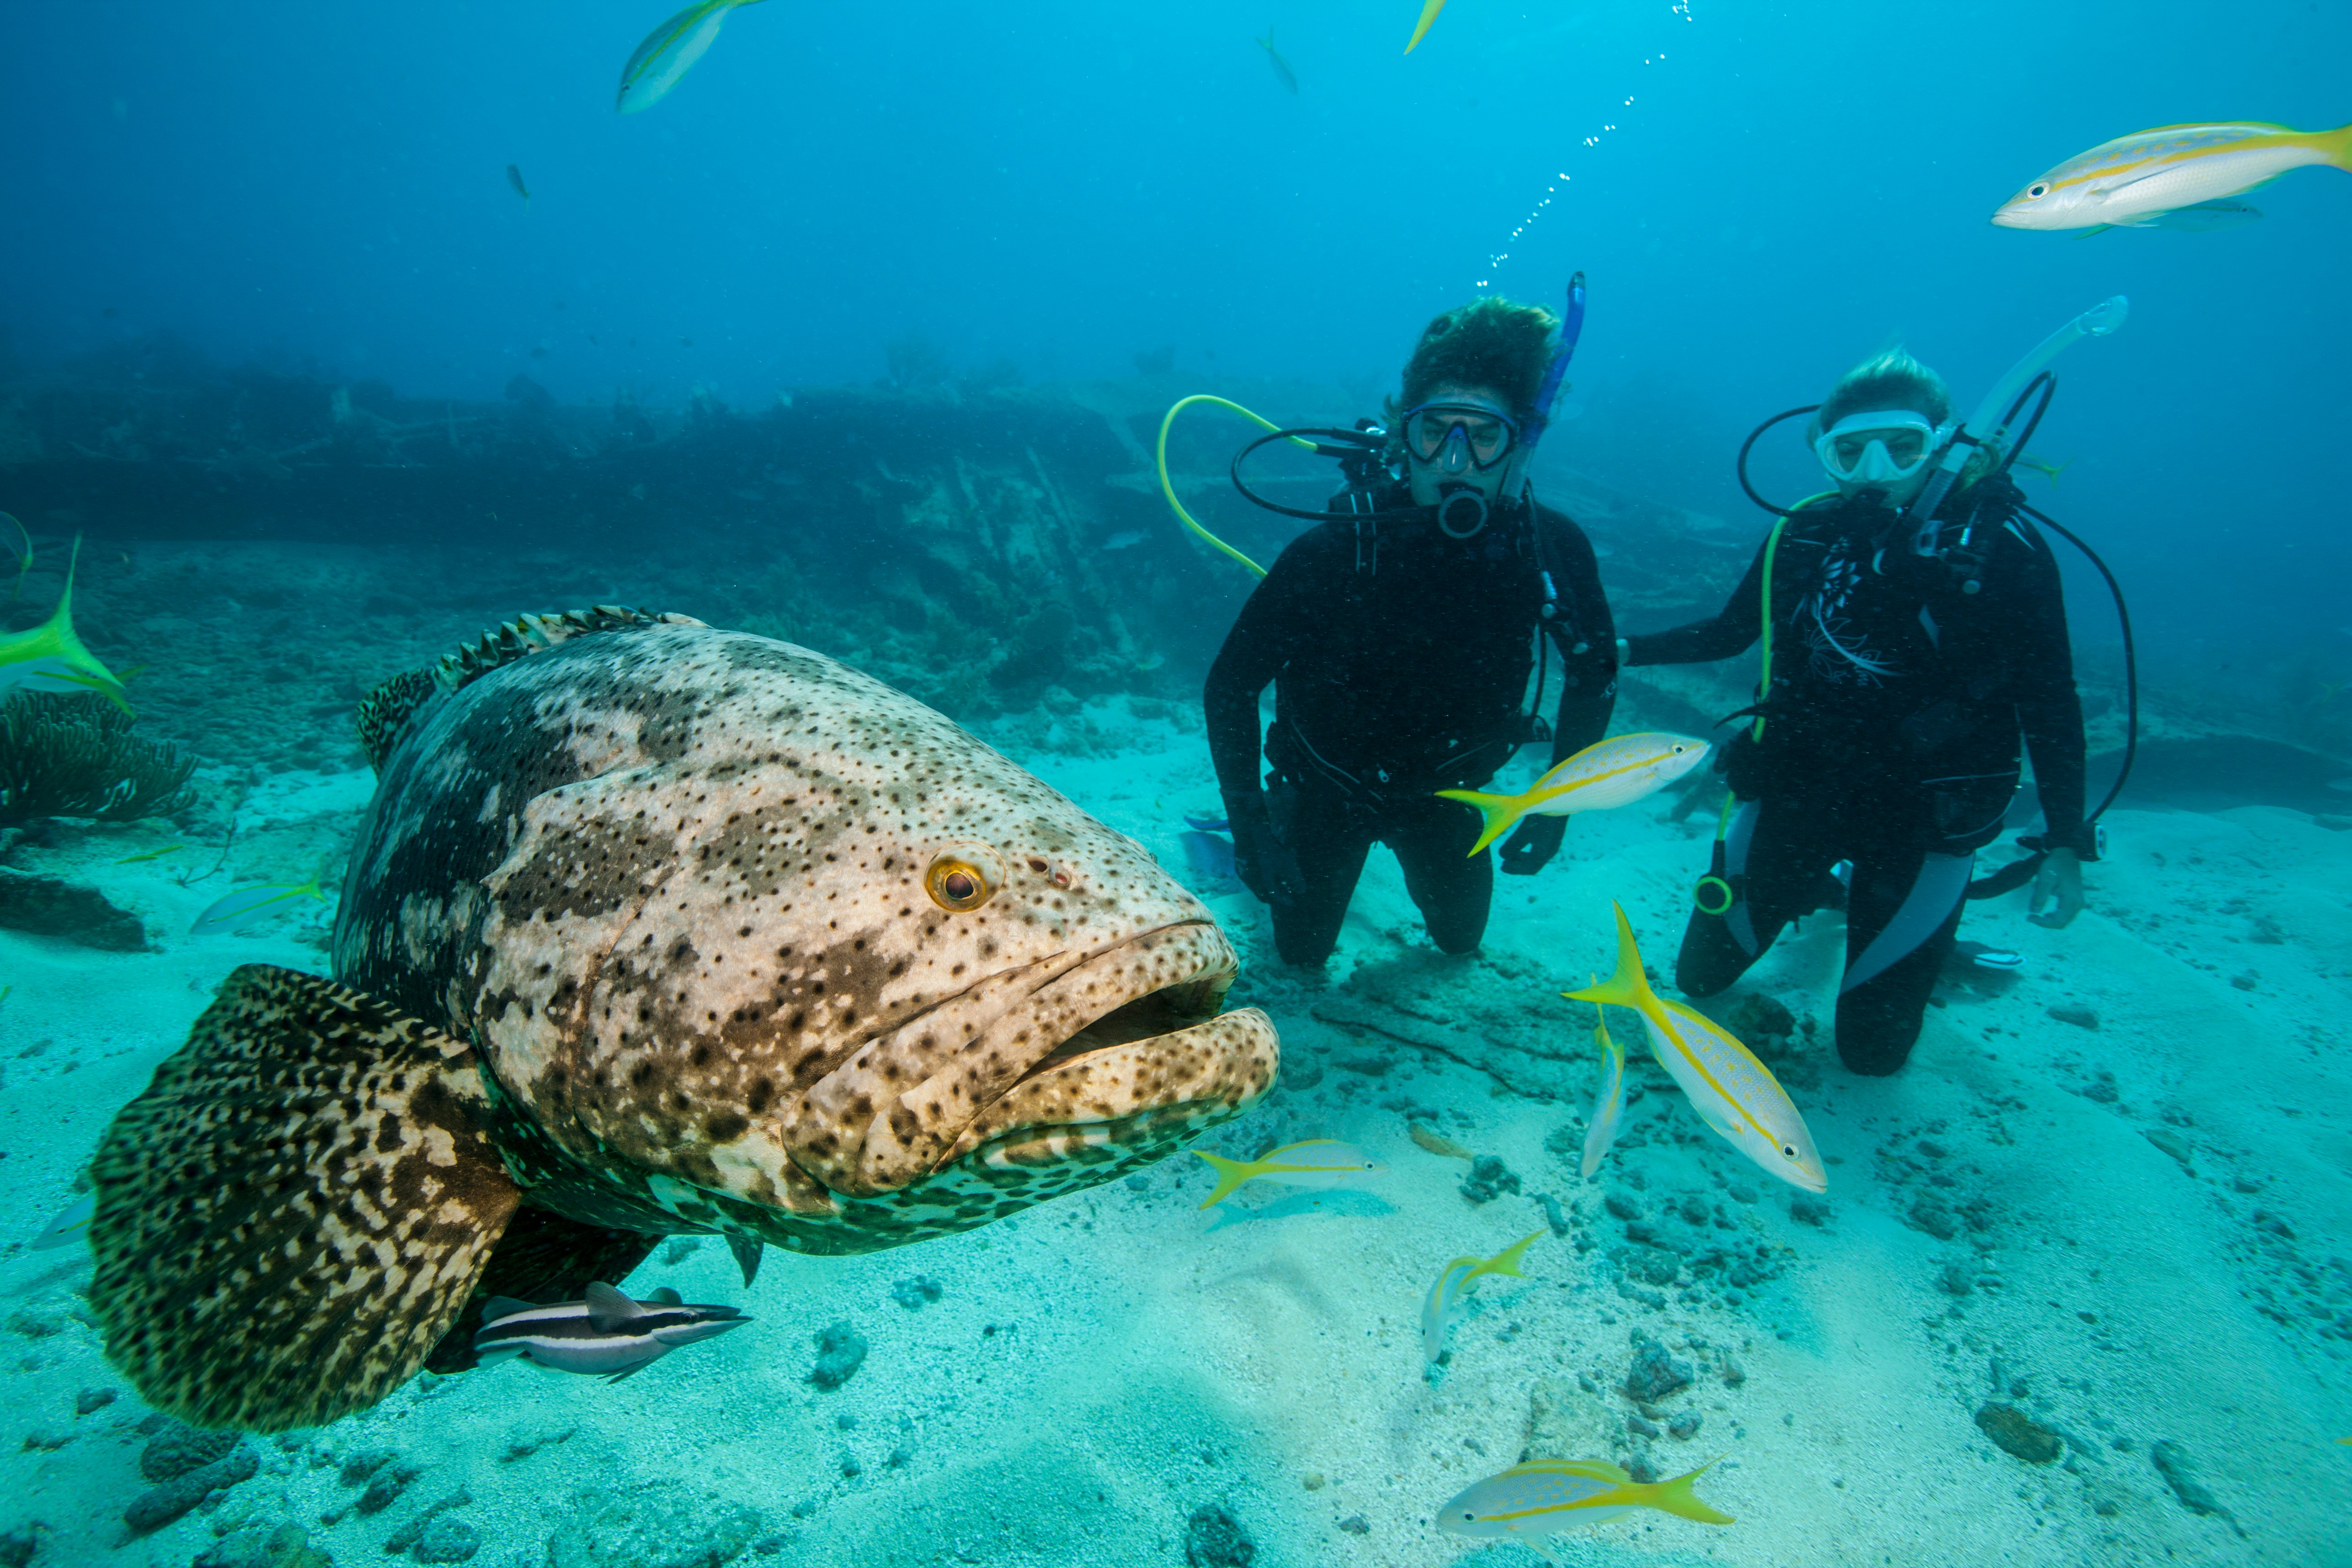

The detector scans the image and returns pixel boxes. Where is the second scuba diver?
[1205,298,1616,966]
[1622,350,2094,1076]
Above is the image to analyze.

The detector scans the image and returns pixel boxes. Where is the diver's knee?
[1834,1012,1922,1076]
[1675,920,1746,998]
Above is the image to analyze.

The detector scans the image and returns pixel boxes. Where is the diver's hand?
[1498,814,1566,876]
[2029,848,2084,929]
[1229,811,1304,909]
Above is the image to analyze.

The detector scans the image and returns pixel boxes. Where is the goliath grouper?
[89,608,1278,1430]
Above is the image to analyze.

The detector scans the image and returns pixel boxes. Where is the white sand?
[3,705,2348,1567]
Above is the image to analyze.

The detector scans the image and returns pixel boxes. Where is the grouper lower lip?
[795,917,1274,1198]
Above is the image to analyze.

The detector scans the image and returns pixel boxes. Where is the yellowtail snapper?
[1993,120,2352,233]
[1256,29,1297,94]
[1422,1231,1544,1362]
[1439,1456,1734,1557]
[0,536,131,714]
[1405,0,1447,53]
[1563,903,1825,1193]
[190,877,328,936]
[1193,1138,1384,1209]
[1577,985,1627,1178]
[32,1193,95,1252]
[617,0,768,114]
[473,1282,750,1382]
[1437,732,1710,857]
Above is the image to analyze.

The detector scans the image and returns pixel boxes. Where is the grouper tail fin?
[1432,787,1528,857]
[1561,902,1659,1013]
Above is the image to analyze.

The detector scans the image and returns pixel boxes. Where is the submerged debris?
[1624,1329,1693,1402]
[1459,1155,1522,1204]
[889,1276,944,1310]
[808,1321,869,1390]
[1974,1403,2060,1463]
[1184,1504,1255,1568]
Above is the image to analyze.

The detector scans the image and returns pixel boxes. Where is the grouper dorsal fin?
[86,964,523,1431]
[354,667,439,771]
[354,607,707,771]
[432,605,706,694]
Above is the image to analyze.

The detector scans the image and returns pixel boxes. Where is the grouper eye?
[925,845,1004,912]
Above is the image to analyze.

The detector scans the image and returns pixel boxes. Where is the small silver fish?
[1256,30,1297,95]
[1421,1231,1543,1362]
[472,1282,749,1382]
[1101,531,1148,551]
[617,0,767,114]
[190,878,327,936]
[32,1193,95,1251]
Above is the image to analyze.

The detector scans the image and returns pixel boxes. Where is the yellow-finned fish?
[1563,903,1825,1193]
[1578,984,1626,1179]
[1404,0,1447,53]
[32,1193,95,1252]
[1436,732,1709,857]
[1192,1138,1385,1209]
[1992,121,2352,234]
[1256,29,1297,95]
[1438,1457,1734,1555]
[2014,454,2070,486]
[1422,1230,1542,1362]
[617,0,767,114]
[190,877,328,936]
[0,537,131,715]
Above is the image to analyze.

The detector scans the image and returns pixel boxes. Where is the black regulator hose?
[1735,406,1823,517]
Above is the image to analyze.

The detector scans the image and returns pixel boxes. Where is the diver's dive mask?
[1814,410,1950,486]
[1403,402,1520,474]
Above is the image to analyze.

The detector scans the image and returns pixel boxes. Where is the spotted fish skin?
[334,619,1278,1257]
[88,615,1276,1432]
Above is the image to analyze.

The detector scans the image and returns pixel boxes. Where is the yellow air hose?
[1155,395,1324,580]
[1750,492,1835,740]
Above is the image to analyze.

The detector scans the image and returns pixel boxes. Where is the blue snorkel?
[1511,271,1587,486]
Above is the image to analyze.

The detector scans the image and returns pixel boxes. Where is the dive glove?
[1227,804,1304,909]
[1498,813,1566,876]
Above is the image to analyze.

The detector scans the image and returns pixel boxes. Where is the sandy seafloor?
[4,632,2352,1566]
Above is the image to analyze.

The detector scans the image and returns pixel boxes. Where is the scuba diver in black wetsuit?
[1204,297,1617,967]
[1624,349,2096,1076]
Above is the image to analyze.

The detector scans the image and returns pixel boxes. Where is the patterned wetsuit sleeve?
[2009,523,2092,854]
[1205,543,1311,809]
[1544,514,1618,765]
[1623,534,1769,667]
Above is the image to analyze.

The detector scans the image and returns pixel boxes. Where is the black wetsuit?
[1206,484,1616,965]
[1627,477,2092,1074]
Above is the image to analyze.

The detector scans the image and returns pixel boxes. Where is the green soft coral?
[0,692,194,824]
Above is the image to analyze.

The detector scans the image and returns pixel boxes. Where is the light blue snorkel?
[1502,272,1587,618]
[1508,271,1588,494]
[1901,294,2128,554]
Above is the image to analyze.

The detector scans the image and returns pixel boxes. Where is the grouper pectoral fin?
[89,965,523,1432]
[728,1232,765,1288]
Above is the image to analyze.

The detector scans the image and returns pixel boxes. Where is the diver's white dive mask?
[1814,410,1949,486]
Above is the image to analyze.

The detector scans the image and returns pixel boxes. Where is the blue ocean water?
[1,3,2349,1565]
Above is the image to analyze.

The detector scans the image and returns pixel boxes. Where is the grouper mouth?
[791,919,1278,1198]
